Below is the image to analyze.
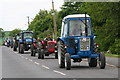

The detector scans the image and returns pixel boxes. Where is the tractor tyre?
[7,44,9,47]
[89,58,97,67]
[99,52,106,69]
[41,49,44,59]
[38,49,41,59]
[55,52,58,59]
[45,53,49,56]
[18,43,21,53]
[33,51,36,56]
[13,43,17,51]
[58,41,65,68]
[31,44,35,56]
[20,44,24,54]
[65,53,71,70]
[11,44,13,48]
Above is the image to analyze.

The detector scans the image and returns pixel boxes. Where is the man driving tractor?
[44,34,52,41]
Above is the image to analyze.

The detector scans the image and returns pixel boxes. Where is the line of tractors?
[6,14,106,70]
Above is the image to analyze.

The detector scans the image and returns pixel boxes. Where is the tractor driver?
[44,34,52,48]
[44,34,52,41]
[71,24,81,36]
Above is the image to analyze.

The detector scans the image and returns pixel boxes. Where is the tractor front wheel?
[55,52,58,59]
[99,52,106,69]
[57,41,65,68]
[45,52,49,56]
[88,58,97,67]
[65,53,71,70]
[19,44,24,54]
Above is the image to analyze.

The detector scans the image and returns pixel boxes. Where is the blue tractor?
[18,31,37,54]
[57,14,106,70]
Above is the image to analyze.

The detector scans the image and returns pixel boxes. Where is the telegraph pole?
[52,0,57,40]
[27,16,30,27]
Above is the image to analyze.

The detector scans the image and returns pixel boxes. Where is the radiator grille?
[80,38,90,51]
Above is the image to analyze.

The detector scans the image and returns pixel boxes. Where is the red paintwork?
[48,49,55,52]
[42,40,44,45]
[47,41,56,52]
[47,41,56,44]
[33,43,37,47]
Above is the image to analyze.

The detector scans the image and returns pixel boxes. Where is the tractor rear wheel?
[99,52,106,69]
[13,43,17,51]
[65,53,71,70]
[20,44,24,54]
[41,49,44,59]
[18,43,20,53]
[38,49,41,59]
[58,41,65,68]
[89,58,97,67]
[11,44,13,48]
[31,44,35,56]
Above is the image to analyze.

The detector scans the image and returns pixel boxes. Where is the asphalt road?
[2,46,119,78]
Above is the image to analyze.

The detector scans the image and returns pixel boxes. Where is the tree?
[79,2,120,53]
[27,2,120,54]
[9,29,21,37]
[0,28,5,38]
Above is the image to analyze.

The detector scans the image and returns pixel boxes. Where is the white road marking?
[14,52,18,54]
[42,65,50,69]
[28,59,33,62]
[34,62,40,65]
[25,58,28,60]
[53,70,66,76]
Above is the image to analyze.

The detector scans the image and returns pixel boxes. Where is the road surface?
[1,46,119,79]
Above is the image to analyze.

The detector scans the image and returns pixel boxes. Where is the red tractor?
[38,40,58,59]
[31,39,58,59]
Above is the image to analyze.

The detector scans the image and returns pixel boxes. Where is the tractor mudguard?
[57,37,65,43]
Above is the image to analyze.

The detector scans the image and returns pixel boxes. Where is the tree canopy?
[27,2,120,54]
[0,28,5,38]
[9,29,21,37]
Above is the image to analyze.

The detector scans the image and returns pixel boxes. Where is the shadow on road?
[71,65,99,70]
[41,57,57,59]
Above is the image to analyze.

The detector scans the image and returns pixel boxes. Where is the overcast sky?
[0,0,64,31]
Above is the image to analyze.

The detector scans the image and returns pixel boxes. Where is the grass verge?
[105,53,120,58]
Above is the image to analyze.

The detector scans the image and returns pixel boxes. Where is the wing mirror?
[93,36,96,39]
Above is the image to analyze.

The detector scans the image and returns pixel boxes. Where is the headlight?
[75,40,78,43]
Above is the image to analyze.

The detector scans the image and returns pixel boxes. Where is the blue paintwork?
[64,17,90,21]
[25,38,32,42]
[18,31,36,43]
[20,31,33,33]
[19,38,36,43]
[59,17,99,59]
